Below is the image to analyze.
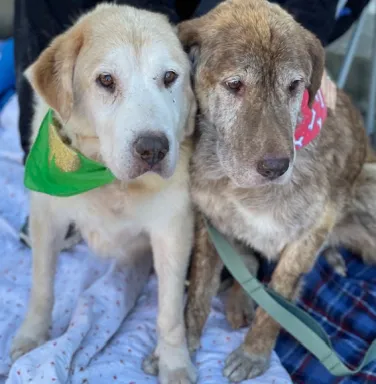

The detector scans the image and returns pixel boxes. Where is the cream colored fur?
[11,4,197,384]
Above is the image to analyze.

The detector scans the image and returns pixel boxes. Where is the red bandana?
[294,89,327,149]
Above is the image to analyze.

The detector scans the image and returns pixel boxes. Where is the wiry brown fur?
[179,0,376,381]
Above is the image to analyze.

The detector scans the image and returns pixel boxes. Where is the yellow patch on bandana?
[48,122,80,172]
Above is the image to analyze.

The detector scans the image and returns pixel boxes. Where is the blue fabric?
[0,88,15,111]
[0,39,16,112]
[268,250,376,383]
[339,7,352,18]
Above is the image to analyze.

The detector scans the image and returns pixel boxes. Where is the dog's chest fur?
[59,176,186,259]
[193,179,324,260]
[76,186,151,258]
[231,200,289,256]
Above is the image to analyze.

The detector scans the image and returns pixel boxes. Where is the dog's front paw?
[159,363,197,384]
[323,248,347,276]
[142,352,159,376]
[143,354,197,384]
[223,345,269,382]
[143,344,197,383]
[185,311,203,355]
[11,332,48,362]
[187,331,201,356]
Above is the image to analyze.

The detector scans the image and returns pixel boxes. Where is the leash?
[206,222,376,376]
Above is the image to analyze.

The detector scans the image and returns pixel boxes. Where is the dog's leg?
[330,214,376,265]
[185,212,223,354]
[223,205,335,382]
[11,194,69,361]
[225,245,259,329]
[143,206,196,384]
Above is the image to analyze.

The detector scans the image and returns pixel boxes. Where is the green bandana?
[24,109,116,197]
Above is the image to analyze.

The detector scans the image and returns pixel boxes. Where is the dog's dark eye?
[225,79,243,93]
[289,79,301,93]
[164,71,178,87]
[97,73,115,91]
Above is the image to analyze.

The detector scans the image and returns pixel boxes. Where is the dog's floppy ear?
[304,33,325,108]
[25,26,84,122]
[178,18,204,70]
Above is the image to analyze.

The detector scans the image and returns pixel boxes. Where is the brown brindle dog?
[178,0,376,381]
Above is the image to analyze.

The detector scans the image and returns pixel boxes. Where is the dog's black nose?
[134,135,169,167]
[256,157,290,180]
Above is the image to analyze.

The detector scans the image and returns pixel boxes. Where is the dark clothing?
[329,0,370,43]
[271,0,338,46]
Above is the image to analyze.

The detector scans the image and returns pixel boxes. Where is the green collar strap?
[206,222,376,376]
[24,109,115,197]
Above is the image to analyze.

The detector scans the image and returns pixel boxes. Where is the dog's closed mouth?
[139,162,163,176]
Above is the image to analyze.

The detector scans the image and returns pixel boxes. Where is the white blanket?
[0,96,292,384]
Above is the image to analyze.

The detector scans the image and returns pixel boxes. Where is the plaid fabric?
[262,250,376,383]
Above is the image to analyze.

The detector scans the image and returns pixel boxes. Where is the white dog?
[11,4,197,383]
